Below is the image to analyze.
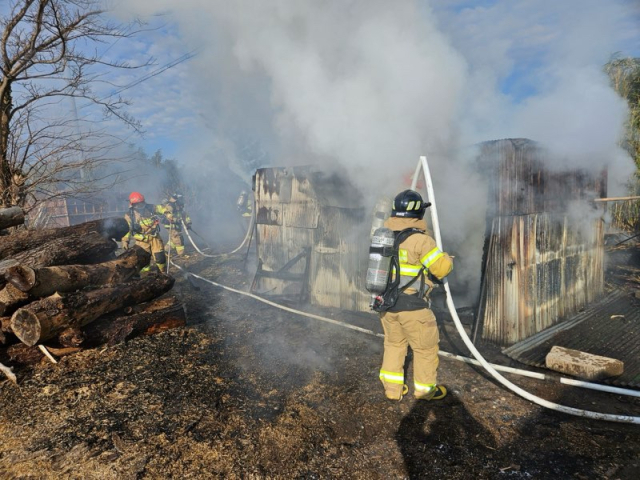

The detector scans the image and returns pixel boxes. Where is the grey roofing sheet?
[502,290,640,388]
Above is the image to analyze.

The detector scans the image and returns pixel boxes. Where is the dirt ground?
[1,239,639,479]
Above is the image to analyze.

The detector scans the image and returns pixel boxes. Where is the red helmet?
[129,192,145,204]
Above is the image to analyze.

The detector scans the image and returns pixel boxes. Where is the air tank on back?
[365,226,395,294]
[370,195,392,239]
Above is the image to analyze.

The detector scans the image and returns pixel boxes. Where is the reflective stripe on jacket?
[157,202,191,228]
[384,217,454,292]
[122,204,160,242]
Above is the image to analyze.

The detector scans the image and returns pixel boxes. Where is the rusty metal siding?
[309,206,370,311]
[480,139,607,217]
[480,214,604,345]
[477,139,605,346]
[253,167,369,311]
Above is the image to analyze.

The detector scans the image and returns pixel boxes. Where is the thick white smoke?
[110,0,638,305]
[438,1,634,183]
[112,0,468,201]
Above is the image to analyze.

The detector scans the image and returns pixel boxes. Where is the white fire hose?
[182,210,255,258]
[413,155,640,424]
[170,259,640,408]
[175,164,640,423]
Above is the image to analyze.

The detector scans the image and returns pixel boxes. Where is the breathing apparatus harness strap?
[394,227,427,296]
[372,228,425,312]
[128,204,161,242]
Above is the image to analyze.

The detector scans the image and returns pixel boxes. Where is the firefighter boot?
[386,384,409,402]
[415,385,447,401]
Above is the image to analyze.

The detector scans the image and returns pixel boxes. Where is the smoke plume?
[111,0,639,305]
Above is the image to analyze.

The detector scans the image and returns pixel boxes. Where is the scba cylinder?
[365,227,395,294]
[369,196,392,238]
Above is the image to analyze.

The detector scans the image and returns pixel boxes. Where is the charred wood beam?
[0,283,28,316]
[0,217,128,260]
[1,316,13,333]
[0,206,25,230]
[58,327,84,348]
[5,246,150,297]
[5,344,83,366]
[0,231,118,291]
[6,298,185,365]
[9,231,117,269]
[10,273,175,346]
[82,296,186,347]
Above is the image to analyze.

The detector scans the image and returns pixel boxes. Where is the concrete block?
[545,346,624,380]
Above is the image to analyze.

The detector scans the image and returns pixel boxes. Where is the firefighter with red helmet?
[378,189,454,401]
[157,191,192,257]
[121,192,166,273]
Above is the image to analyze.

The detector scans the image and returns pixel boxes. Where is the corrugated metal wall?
[477,139,606,345]
[253,167,370,311]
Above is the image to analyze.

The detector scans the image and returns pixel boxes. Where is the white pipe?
[437,351,640,397]
[170,260,640,400]
[418,154,640,424]
[173,168,640,418]
[170,261,382,338]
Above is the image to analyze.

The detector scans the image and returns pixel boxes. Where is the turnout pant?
[379,308,439,399]
[166,226,185,256]
[135,236,167,272]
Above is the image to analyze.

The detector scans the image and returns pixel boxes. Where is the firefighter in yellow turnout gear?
[379,190,454,401]
[121,192,167,273]
[157,192,192,257]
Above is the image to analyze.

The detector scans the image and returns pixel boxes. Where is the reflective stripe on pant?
[167,228,185,255]
[380,308,439,398]
[135,236,166,272]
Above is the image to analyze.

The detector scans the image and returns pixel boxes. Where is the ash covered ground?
[1,242,639,479]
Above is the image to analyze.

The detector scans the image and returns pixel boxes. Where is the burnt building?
[473,139,607,345]
[250,166,370,311]
[246,139,609,346]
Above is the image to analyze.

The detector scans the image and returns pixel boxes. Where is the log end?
[10,308,42,347]
[5,265,37,292]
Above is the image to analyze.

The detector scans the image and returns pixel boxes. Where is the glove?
[121,239,130,250]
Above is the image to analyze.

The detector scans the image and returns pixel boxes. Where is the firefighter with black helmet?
[121,192,167,273]
[377,189,454,401]
[157,191,192,258]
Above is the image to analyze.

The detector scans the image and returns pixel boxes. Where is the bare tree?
[0,0,149,209]
[605,55,640,232]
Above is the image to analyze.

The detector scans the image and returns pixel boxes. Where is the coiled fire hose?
[175,164,640,424]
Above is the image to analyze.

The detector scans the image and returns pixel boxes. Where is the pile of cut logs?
[0,207,186,379]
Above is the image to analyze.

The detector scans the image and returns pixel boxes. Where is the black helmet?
[169,191,184,204]
[391,190,430,219]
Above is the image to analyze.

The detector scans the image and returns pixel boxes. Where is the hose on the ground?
[169,259,640,403]
[414,154,639,424]
[176,165,640,423]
